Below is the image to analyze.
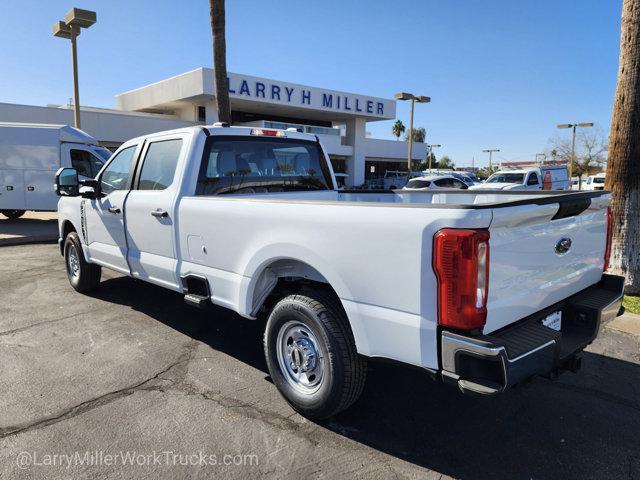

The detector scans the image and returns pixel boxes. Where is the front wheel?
[1,209,26,219]
[264,288,366,419]
[64,232,101,293]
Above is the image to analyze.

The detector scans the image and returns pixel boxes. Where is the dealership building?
[0,67,427,187]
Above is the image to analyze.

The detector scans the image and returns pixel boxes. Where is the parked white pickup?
[55,125,623,419]
[471,165,570,191]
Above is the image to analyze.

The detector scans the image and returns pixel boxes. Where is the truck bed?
[215,188,606,209]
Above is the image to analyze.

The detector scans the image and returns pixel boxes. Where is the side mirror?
[55,168,79,197]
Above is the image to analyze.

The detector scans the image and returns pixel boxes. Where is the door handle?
[108,206,121,214]
[151,209,168,218]
[27,186,35,191]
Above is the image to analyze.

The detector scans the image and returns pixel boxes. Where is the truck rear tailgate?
[484,193,610,334]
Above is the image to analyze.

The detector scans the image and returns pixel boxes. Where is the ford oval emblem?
[555,237,572,255]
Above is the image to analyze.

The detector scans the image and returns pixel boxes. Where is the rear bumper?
[440,274,624,395]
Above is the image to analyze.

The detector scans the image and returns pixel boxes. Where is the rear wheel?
[64,232,101,293]
[264,287,366,419]
[1,209,25,219]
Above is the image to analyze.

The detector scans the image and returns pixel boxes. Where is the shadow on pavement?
[91,275,640,480]
[0,217,58,245]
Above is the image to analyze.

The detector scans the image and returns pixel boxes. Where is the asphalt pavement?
[0,243,638,479]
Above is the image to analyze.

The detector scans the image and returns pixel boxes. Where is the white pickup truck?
[471,165,570,191]
[55,125,623,419]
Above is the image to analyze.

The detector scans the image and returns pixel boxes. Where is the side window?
[527,173,539,185]
[70,150,92,177]
[434,178,453,188]
[100,146,136,195]
[89,154,105,176]
[452,179,467,189]
[138,139,183,191]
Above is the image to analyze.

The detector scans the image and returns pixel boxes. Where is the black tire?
[264,287,366,419]
[64,231,101,293]
[1,209,26,219]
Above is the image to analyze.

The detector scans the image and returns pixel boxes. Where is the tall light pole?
[427,144,441,171]
[394,92,430,172]
[557,123,593,180]
[482,148,500,172]
[53,8,97,129]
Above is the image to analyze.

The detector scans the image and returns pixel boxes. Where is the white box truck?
[0,122,111,219]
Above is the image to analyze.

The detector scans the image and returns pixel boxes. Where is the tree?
[404,127,426,143]
[437,155,455,169]
[392,120,405,141]
[476,166,493,180]
[546,127,607,183]
[606,0,640,294]
[210,0,231,124]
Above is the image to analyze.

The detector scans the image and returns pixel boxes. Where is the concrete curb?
[606,311,640,337]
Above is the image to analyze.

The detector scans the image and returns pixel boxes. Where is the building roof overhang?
[115,68,396,122]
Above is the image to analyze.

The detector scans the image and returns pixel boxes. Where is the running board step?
[184,293,209,309]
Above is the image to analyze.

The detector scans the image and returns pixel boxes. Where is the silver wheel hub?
[67,245,80,279]
[276,321,324,394]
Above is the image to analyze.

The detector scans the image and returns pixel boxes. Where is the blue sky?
[0,0,622,167]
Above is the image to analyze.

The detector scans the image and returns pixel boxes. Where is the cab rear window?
[196,136,333,195]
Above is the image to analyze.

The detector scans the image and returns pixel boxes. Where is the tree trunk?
[210,0,231,124]
[607,0,640,294]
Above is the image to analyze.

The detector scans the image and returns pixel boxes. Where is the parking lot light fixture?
[394,92,431,172]
[427,144,442,171]
[482,148,500,172]
[557,122,593,179]
[52,8,97,130]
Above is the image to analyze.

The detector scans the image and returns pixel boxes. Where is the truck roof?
[122,124,319,146]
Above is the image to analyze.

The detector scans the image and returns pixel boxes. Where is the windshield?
[406,179,431,189]
[93,146,113,161]
[593,177,605,184]
[196,136,333,195]
[486,173,525,184]
[456,175,474,185]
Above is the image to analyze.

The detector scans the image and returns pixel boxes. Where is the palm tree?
[392,120,405,141]
[210,0,231,124]
[607,0,640,294]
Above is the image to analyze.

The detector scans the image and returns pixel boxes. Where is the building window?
[197,106,206,123]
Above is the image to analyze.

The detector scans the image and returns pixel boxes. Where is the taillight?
[604,206,613,271]
[250,128,286,137]
[433,229,490,330]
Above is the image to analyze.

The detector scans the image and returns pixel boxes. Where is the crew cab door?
[83,144,139,273]
[123,135,186,291]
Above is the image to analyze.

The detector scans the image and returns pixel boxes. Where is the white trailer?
[0,122,111,219]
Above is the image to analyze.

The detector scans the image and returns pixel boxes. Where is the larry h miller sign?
[224,73,395,120]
